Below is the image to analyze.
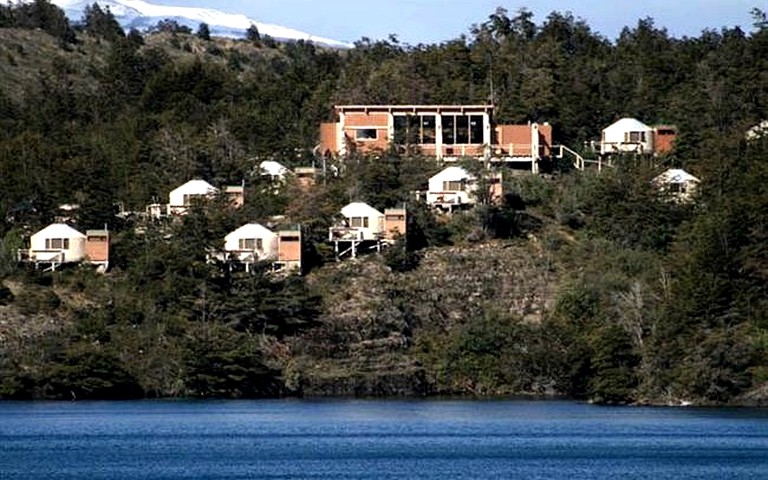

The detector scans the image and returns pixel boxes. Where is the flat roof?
[335,105,495,113]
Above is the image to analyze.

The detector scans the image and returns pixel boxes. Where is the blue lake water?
[1,399,768,479]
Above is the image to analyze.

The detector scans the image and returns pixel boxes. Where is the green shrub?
[384,237,421,273]
[0,286,13,305]
[14,287,60,315]
[42,347,144,400]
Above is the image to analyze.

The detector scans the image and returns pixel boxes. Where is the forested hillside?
[1,1,768,405]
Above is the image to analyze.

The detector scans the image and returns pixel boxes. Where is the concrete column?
[483,113,491,146]
[531,123,540,173]
[338,112,346,156]
[435,113,443,160]
[483,112,492,160]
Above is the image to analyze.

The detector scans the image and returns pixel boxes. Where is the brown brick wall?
[224,187,244,208]
[294,168,317,189]
[495,124,553,157]
[85,234,109,262]
[419,145,438,156]
[343,128,390,153]
[343,112,389,127]
[495,125,533,156]
[278,236,302,263]
[384,209,407,240]
[442,145,485,157]
[654,128,677,154]
[319,122,338,154]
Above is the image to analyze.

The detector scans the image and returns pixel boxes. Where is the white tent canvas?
[426,166,477,207]
[746,120,768,141]
[334,202,385,240]
[259,160,289,180]
[29,223,87,263]
[169,179,218,211]
[600,118,654,155]
[224,223,279,262]
[654,168,699,185]
[653,168,700,201]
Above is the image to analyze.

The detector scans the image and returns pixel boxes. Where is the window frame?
[443,180,464,191]
[355,128,378,141]
[238,238,263,250]
[441,114,485,145]
[45,238,69,250]
[393,114,437,145]
[626,131,646,143]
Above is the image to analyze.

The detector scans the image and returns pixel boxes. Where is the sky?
[159,0,759,45]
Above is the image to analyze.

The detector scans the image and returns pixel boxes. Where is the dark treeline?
[0,1,767,404]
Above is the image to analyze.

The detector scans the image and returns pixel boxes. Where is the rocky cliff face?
[283,239,561,397]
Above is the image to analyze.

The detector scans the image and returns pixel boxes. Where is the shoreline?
[2,392,766,408]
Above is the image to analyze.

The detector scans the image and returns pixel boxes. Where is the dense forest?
[1,1,768,405]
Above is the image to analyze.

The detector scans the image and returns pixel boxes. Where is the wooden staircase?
[552,145,608,171]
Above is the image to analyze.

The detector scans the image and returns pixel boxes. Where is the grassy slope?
[0,29,109,98]
[0,29,278,99]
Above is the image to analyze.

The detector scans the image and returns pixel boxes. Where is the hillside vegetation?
[1,1,768,405]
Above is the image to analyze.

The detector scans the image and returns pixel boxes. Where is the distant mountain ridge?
[0,0,353,48]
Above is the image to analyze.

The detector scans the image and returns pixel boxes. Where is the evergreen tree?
[196,22,211,41]
[246,23,261,43]
[81,3,124,42]
[151,18,192,34]
[8,0,77,44]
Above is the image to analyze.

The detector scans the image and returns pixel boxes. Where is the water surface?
[1,399,767,479]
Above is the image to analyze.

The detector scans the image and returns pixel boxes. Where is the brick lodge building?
[319,105,553,172]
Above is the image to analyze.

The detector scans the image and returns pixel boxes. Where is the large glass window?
[442,116,455,145]
[469,115,484,143]
[394,115,436,145]
[421,115,436,144]
[456,116,469,144]
[442,114,485,145]
[393,115,410,144]
[350,217,369,228]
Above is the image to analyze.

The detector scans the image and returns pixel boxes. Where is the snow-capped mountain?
[1,0,352,48]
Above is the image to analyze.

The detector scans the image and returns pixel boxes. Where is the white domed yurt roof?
[654,168,700,184]
[603,117,652,133]
[225,223,276,241]
[429,166,475,183]
[32,223,86,239]
[170,179,218,196]
[259,160,289,177]
[340,202,384,218]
